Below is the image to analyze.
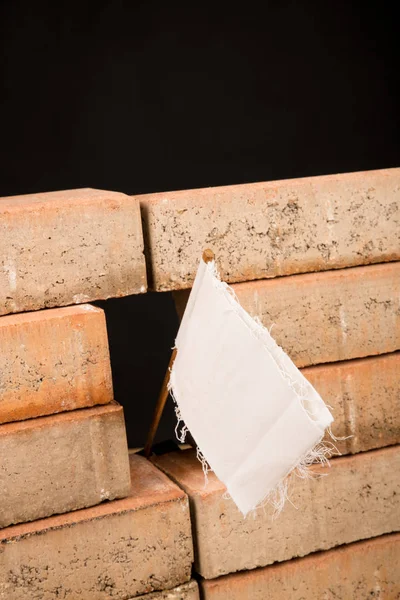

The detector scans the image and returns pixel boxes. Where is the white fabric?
[171,258,334,516]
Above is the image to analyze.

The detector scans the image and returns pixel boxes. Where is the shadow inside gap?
[94,291,179,449]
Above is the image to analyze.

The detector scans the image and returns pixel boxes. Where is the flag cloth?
[169,256,334,516]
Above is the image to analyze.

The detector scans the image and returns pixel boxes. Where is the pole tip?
[202,248,215,263]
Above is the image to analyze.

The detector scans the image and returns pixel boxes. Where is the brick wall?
[0,168,399,599]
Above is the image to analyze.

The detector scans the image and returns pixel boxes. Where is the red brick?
[139,168,400,290]
[0,188,146,315]
[0,304,113,424]
[0,402,131,528]
[0,455,193,599]
[201,534,400,599]
[174,262,400,366]
[305,353,400,454]
[153,446,400,579]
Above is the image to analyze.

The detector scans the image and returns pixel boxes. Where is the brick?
[0,304,113,424]
[0,402,130,528]
[0,455,193,600]
[0,188,146,316]
[135,581,199,600]
[306,353,400,454]
[153,446,400,579]
[174,262,400,366]
[201,534,400,599]
[139,168,400,291]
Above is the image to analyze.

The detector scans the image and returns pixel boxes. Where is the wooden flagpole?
[144,248,215,458]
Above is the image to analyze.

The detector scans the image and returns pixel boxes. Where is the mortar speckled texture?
[135,580,199,600]
[153,446,400,579]
[0,304,113,424]
[201,534,400,599]
[0,188,147,315]
[304,353,400,454]
[0,455,193,600]
[0,402,131,528]
[139,168,400,291]
[174,262,400,367]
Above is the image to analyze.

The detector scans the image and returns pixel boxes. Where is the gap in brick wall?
[93,292,179,448]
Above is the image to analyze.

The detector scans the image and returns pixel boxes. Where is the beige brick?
[153,446,400,579]
[0,402,130,528]
[0,304,113,424]
[135,581,199,600]
[174,262,400,366]
[0,188,146,316]
[0,455,193,600]
[201,534,400,599]
[139,168,400,290]
[306,353,400,454]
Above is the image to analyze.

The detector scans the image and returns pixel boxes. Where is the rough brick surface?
[0,455,193,600]
[306,353,400,454]
[153,446,400,579]
[0,402,130,528]
[0,188,146,316]
[135,581,199,600]
[0,304,113,424]
[139,168,400,290]
[174,262,400,367]
[201,534,400,599]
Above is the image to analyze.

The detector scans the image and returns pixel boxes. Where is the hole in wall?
[94,291,179,448]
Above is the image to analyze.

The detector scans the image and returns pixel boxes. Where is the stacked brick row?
[0,190,197,599]
[140,168,400,598]
[1,170,399,598]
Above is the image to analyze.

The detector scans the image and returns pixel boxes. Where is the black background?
[1,2,399,446]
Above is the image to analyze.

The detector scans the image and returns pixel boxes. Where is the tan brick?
[0,304,113,424]
[153,446,400,579]
[0,455,193,600]
[305,353,400,454]
[135,581,199,600]
[201,534,400,599]
[0,188,146,316]
[0,402,130,528]
[139,168,400,290]
[174,262,400,366]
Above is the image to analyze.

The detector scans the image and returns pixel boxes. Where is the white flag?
[169,255,334,516]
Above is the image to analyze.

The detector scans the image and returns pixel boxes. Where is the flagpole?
[144,347,177,458]
[144,248,215,458]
